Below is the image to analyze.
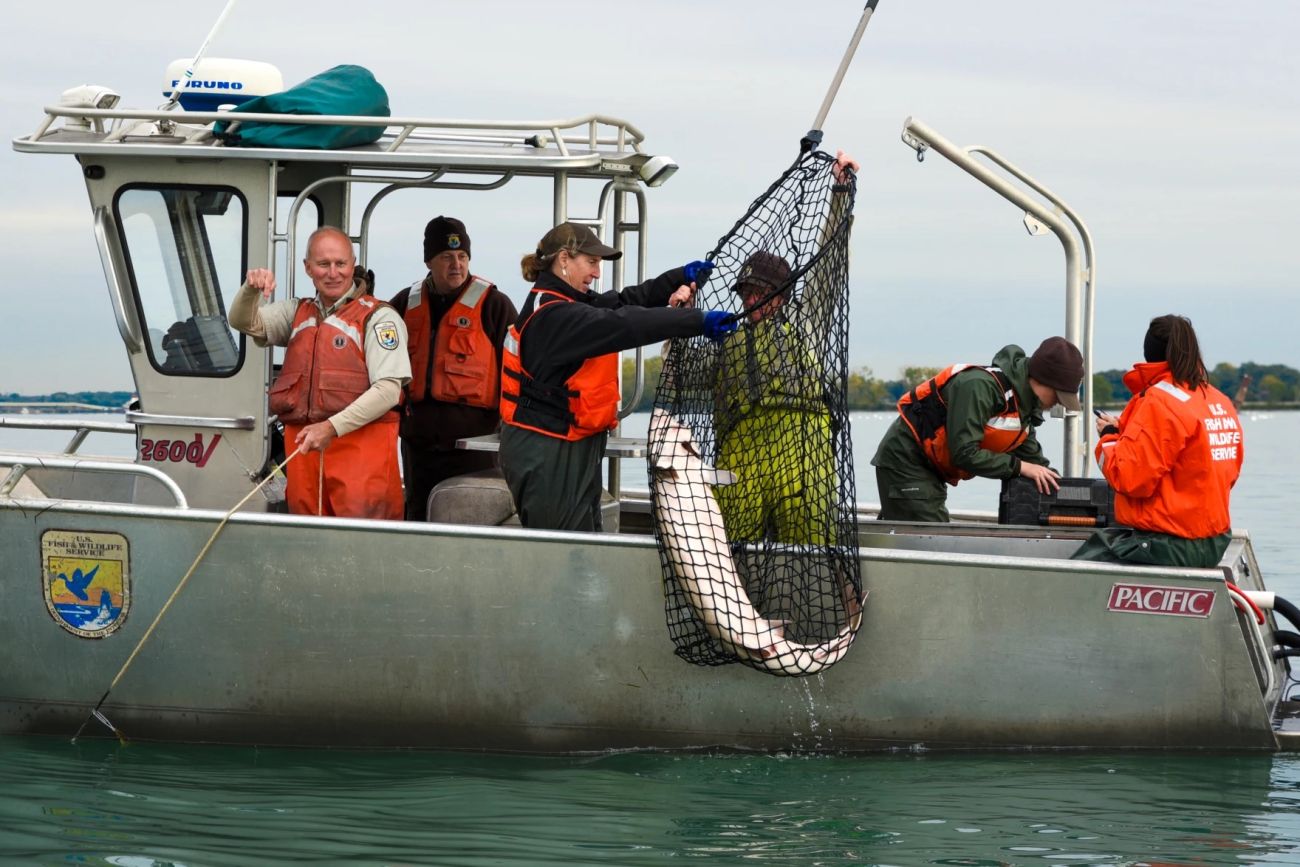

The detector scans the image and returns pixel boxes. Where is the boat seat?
[159,315,239,373]
[426,469,520,526]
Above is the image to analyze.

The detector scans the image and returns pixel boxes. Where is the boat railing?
[0,415,135,453]
[0,454,187,508]
[0,416,158,502]
[22,105,651,161]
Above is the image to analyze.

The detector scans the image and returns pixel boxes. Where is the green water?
[4,415,1300,864]
[3,737,1299,865]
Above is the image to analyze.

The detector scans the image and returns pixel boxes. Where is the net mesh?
[647,146,863,676]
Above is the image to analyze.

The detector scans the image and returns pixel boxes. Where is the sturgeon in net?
[648,408,863,675]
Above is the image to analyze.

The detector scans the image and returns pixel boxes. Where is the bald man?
[231,226,411,518]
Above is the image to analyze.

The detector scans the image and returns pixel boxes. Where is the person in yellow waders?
[713,152,856,545]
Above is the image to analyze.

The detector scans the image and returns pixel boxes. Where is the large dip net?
[647,146,863,676]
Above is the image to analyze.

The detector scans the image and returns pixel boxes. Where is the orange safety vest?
[500,288,619,441]
[897,364,1028,485]
[268,294,399,425]
[402,276,500,409]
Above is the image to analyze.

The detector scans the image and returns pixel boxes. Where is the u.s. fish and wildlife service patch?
[374,321,399,350]
[42,530,130,638]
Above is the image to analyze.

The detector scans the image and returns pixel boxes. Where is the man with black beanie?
[389,216,518,521]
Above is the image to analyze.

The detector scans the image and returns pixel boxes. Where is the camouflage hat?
[733,250,792,293]
[536,222,622,261]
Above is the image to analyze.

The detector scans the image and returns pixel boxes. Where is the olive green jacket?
[872,344,1051,482]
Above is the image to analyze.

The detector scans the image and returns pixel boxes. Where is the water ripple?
[3,738,1300,865]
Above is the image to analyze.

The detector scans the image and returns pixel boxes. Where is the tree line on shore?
[621,359,1300,412]
[6,360,1298,414]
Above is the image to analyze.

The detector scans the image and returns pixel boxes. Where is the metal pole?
[161,0,241,111]
[900,117,1090,475]
[809,0,881,134]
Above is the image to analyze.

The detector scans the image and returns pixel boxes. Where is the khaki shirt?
[232,281,411,435]
[253,286,412,386]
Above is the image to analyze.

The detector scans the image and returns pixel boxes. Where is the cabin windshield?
[116,185,247,376]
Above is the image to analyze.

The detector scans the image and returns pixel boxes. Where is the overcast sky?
[3,0,1297,393]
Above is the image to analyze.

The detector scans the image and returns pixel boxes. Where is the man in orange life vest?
[230,226,410,519]
[388,216,518,521]
[871,337,1085,522]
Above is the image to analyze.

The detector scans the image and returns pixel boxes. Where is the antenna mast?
[161,0,241,110]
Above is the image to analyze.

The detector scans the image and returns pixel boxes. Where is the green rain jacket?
[872,344,1051,483]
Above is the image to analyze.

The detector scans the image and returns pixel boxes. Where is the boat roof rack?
[13,103,668,180]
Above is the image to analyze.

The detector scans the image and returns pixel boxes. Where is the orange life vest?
[500,288,620,441]
[268,294,398,425]
[897,364,1028,485]
[402,276,500,409]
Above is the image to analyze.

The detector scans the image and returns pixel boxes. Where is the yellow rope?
[72,445,302,744]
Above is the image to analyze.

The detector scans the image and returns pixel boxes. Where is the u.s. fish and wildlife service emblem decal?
[374,321,399,350]
[42,530,130,638]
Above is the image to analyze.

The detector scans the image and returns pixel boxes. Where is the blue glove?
[683,260,715,285]
[702,310,738,343]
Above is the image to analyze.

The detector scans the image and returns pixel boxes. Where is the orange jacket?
[402,276,500,409]
[898,364,1029,485]
[268,295,398,425]
[500,289,619,441]
[1096,361,1242,538]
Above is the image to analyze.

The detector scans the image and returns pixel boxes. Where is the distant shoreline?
[0,391,134,413]
[12,402,1299,415]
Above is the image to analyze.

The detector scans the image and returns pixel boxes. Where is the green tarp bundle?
[213,65,389,150]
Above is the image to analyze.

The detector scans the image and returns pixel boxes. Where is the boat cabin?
[13,60,675,516]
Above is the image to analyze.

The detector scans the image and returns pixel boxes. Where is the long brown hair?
[1145,314,1207,389]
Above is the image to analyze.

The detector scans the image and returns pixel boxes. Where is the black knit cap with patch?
[424,216,470,261]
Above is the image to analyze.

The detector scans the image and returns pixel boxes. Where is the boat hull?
[0,499,1282,751]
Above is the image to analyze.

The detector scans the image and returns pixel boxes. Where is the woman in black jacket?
[499,222,734,531]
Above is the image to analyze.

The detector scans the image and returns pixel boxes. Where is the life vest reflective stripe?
[897,364,1027,485]
[269,295,398,425]
[403,276,500,408]
[500,288,619,441]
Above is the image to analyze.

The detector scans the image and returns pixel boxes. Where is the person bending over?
[872,336,1084,523]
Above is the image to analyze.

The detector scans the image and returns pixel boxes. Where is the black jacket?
[515,269,706,386]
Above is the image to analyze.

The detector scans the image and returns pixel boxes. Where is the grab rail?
[0,454,188,508]
[93,206,143,353]
[0,415,135,455]
[124,409,254,430]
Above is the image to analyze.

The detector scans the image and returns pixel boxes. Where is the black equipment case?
[998,477,1116,527]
